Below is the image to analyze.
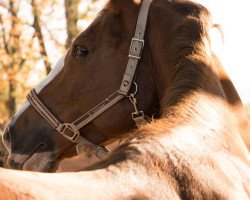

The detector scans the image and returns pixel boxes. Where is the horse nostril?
[7,158,23,170]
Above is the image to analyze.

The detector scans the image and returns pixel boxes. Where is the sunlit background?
[0,0,249,128]
[196,0,250,104]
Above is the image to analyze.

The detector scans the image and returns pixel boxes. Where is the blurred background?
[0,0,249,134]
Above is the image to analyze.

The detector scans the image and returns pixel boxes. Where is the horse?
[1,0,250,198]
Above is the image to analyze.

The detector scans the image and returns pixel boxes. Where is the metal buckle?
[128,38,144,59]
[95,147,110,159]
[58,123,80,143]
[132,111,148,127]
[132,111,145,120]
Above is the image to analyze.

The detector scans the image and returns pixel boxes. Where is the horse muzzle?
[2,124,11,152]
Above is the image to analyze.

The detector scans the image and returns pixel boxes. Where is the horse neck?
[160,50,226,112]
[150,23,250,152]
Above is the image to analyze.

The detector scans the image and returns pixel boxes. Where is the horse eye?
[74,45,89,57]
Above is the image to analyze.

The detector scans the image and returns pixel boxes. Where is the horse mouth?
[21,143,61,172]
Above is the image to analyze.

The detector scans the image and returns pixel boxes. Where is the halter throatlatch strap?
[27,0,153,159]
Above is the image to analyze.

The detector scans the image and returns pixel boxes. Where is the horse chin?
[22,151,61,172]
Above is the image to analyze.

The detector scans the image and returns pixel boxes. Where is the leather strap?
[73,91,124,130]
[27,89,60,129]
[119,0,153,95]
[27,0,153,159]
[27,89,110,159]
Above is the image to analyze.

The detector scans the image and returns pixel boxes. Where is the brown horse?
[1,0,250,198]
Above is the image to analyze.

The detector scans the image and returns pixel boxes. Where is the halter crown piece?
[27,0,153,160]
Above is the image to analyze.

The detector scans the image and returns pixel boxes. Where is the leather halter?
[27,0,153,160]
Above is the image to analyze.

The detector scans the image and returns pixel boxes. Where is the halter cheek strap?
[119,0,153,95]
[27,0,153,160]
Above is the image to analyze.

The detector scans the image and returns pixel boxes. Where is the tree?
[0,0,35,166]
[31,0,52,74]
[64,0,80,48]
[0,0,24,118]
[0,0,62,121]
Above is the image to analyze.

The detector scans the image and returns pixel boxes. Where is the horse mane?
[157,0,250,152]
[149,2,220,110]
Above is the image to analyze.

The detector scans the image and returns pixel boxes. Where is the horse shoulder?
[156,127,250,199]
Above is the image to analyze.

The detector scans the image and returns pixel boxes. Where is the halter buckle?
[128,38,144,59]
[132,111,148,127]
[132,111,145,120]
[95,147,110,159]
[57,123,80,143]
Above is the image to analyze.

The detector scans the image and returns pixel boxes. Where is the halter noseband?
[27,0,153,160]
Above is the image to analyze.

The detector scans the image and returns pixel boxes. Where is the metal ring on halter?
[127,82,138,97]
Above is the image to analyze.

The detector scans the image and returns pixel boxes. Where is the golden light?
[195,0,250,104]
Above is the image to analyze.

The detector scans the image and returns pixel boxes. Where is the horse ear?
[109,0,141,13]
[107,0,141,37]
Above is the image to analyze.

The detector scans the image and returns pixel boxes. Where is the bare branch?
[31,0,51,74]
[0,15,10,55]
[0,2,8,10]
[40,20,65,49]
[64,0,80,48]
[18,32,36,71]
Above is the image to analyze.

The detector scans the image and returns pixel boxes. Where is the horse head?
[2,0,161,172]
[2,0,248,172]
